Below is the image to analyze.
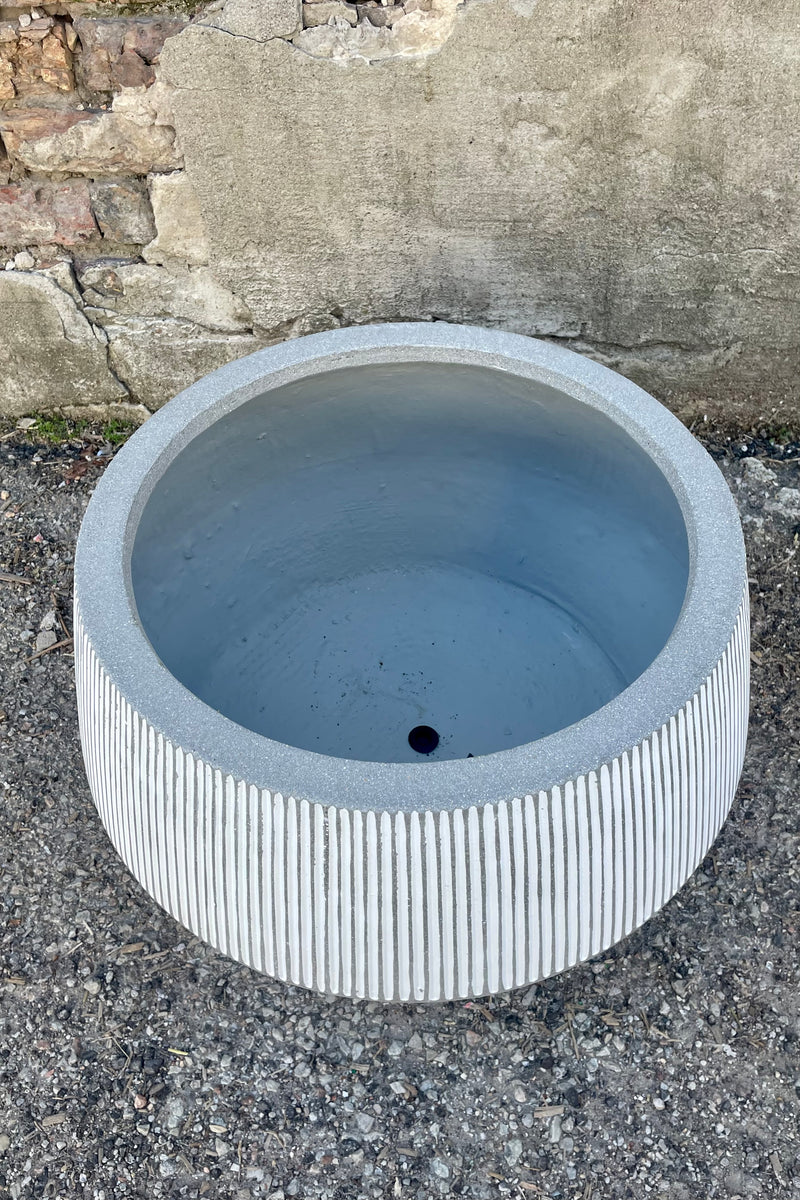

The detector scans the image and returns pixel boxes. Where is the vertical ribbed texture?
[75,591,749,1001]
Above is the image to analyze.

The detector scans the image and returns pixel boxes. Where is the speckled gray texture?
[0,427,795,1195]
[75,322,746,812]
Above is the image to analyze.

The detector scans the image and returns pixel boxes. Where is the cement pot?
[74,323,749,1001]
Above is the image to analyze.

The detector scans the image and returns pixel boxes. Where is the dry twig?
[26,636,73,663]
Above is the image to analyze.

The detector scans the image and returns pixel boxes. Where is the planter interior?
[131,362,690,765]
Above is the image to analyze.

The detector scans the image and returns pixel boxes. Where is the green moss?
[22,414,137,447]
[29,414,87,444]
[101,418,138,445]
[764,423,798,446]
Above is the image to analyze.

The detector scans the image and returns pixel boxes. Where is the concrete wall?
[1,0,798,425]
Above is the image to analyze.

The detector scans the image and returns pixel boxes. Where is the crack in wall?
[45,268,133,398]
[195,0,473,63]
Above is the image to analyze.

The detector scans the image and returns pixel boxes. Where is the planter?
[74,323,749,1001]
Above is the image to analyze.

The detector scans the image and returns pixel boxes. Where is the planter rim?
[75,322,746,812]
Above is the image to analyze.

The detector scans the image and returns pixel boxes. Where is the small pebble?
[505,1138,523,1166]
[34,629,57,653]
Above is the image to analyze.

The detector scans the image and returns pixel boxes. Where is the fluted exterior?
[74,592,749,1001]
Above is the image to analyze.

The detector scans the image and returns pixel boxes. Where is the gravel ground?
[0,423,799,1200]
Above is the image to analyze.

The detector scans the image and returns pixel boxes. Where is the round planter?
[74,323,749,1001]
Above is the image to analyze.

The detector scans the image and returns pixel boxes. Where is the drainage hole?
[408,725,440,755]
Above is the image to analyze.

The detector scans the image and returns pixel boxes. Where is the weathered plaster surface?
[292,0,466,60]
[104,322,268,411]
[142,170,209,266]
[159,0,800,423]
[1,0,799,421]
[0,271,127,416]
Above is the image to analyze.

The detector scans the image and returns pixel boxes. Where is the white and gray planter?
[74,323,749,1001]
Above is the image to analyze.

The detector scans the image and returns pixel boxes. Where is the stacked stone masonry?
[1,0,798,422]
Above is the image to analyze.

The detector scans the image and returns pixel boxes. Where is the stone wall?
[1,0,799,424]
